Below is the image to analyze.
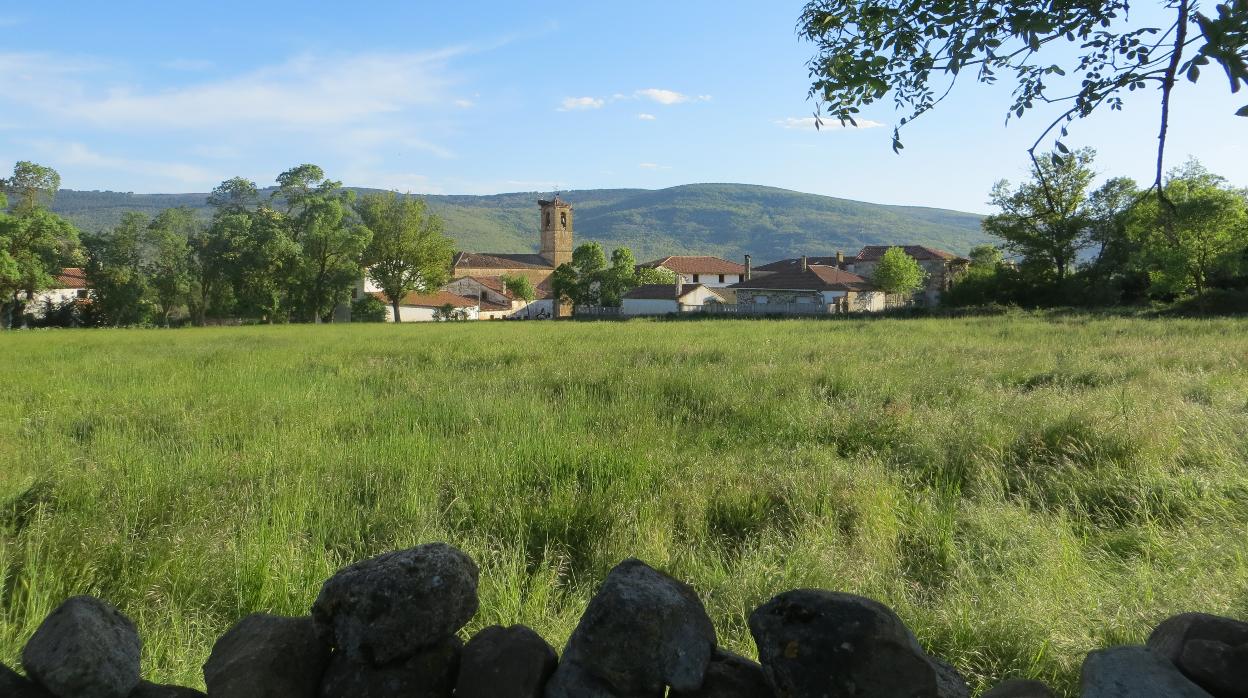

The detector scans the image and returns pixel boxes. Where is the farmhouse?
[729,257,884,313]
[441,275,554,320]
[22,267,89,318]
[621,281,724,316]
[851,245,969,306]
[368,290,479,322]
[637,255,746,287]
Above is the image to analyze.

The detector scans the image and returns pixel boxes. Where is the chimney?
[801,255,808,272]
[837,250,845,266]
[744,254,752,281]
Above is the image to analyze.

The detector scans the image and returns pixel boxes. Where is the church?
[447,195,573,317]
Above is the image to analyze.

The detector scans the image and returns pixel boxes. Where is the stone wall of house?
[3,543,1243,698]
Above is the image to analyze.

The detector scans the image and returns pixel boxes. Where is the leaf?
[1236,104,1248,117]
[1056,141,1070,154]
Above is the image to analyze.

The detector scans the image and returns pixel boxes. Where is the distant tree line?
[947,150,1248,311]
[1,163,457,328]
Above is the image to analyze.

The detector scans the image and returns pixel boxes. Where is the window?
[76,289,88,299]
[560,211,567,228]
[755,295,769,304]
[692,274,700,282]
[351,288,358,299]
[718,274,725,283]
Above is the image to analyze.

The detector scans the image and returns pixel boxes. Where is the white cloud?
[638,162,670,170]
[635,88,711,105]
[162,58,214,71]
[454,98,475,108]
[637,113,656,120]
[558,96,604,111]
[28,140,220,188]
[776,116,885,130]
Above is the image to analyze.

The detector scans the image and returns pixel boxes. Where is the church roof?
[452,252,554,270]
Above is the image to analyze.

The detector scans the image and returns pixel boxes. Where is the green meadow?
[2,315,1247,695]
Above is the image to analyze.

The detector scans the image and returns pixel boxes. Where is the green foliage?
[84,213,153,326]
[635,265,678,285]
[144,208,196,326]
[1129,160,1248,302]
[350,295,388,322]
[798,0,1248,164]
[3,161,61,215]
[983,148,1098,281]
[500,274,536,302]
[871,246,928,295]
[1,317,1247,694]
[967,244,1003,269]
[356,192,453,322]
[0,168,81,328]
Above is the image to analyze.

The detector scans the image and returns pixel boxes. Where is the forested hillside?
[53,183,987,261]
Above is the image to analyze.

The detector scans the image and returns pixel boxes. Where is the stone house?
[728,258,884,313]
[620,282,725,316]
[850,245,969,306]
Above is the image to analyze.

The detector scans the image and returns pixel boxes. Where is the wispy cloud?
[775,116,885,130]
[635,88,710,105]
[558,96,604,111]
[637,113,656,120]
[638,162,671,170]
[28,140,220,188]
[161,58,214,72]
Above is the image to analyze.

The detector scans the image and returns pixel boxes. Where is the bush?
[351,296,388,322]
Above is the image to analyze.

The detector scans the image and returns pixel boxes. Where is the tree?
[294,195,370,322]
[967,244,1004,269]
[0,178,81,329]
[84,213,152,326]
[206,177,259,213]
[871,246,928,295]
[798,0,1248,195]
[351,295,388,322]
[234,206,299,322]
[500,274,536,302]
[3,161,61,215]
[1130,160,1248,304]
[143,208,197,326]
[599,247,640,306]
[550,263,580,307]
[635,265,678,285]
[356,192,453,322]
[982,147,1098,281]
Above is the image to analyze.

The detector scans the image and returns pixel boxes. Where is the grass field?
[2,315,1247,695]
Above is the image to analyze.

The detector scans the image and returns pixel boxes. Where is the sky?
[0,1,1244,213]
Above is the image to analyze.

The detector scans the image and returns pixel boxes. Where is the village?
[349,196,970,321]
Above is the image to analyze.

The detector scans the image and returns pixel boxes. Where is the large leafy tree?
[84,212,152,326]
[3,161,62,215]
[982,147,1099,281]
[871,246,928,295]
[1129,160,1248,302]
[234,206,300,323]
[799,0,1248,194]
[598,247,640,307]
[0,163,81,329]
[144,207,197,326]
[356,192,453,322]
[294,194,370,323]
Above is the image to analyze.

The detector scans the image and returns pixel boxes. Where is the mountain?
[51,183,989,262]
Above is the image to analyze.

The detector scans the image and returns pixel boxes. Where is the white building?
[368,291,480,322]
[638,256,747,288]
[22,268,89,317]
[621,282,724,316]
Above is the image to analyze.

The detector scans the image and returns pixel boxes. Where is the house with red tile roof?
[727,257,884,313]
[366,290,480,322]
[851,246,969,306]
[21,268,90,319]
[637,255,747,288]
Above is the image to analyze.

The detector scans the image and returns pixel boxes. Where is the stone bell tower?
[539,195,573,267]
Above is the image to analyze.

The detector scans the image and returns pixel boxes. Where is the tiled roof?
[639,256,745,275]
[54,267,88,289]
[370,291,478,308]
[730,265,873,292]
[623,283,717,301]
[452,252,554,270]
[466,276,512,297]
[533,278,555,300]
[854,245,964,262]
[754,257,845,273]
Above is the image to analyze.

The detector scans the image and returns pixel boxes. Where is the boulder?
[1148,612,1248,698]
[981,678,1056,698]
[748,589,950,698]
[668,649,773,698]
[545,559,716,696]
[2,662,54,698]
[127,680,206,697]
[311,543,479,665]
[319,636,461,698]
[1080,646,1212,697]
[21,595,142,698]
[202,614,329,698]
[1177,639,1248,698]
[455,625,557,698]
[543,660,656,698]
[931,656,970,698]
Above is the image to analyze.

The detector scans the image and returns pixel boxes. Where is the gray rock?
[455,625,557,698]
[202,614,329,698]
[669,649,773,698]
[311,543,479,664]
[981,678,1055,698]
[543,661,657,698]
[748,589,943,698]
[1080,646,1212,697]
[21,595,142,698]
[1178,639,1248,698]
[2,662,54,698]
[931,656,970,698]
[545,559,716,697]
[127,680,206,697]
[318,636,461,698]
[1148,613,1248,664]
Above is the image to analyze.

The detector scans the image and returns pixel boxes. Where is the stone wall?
[2,543,1244,697]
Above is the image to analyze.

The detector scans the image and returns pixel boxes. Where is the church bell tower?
[539,195,573,267]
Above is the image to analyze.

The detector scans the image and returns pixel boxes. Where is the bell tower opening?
[538,195,573,267]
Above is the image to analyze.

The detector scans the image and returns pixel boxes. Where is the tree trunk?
[392,300,401,323]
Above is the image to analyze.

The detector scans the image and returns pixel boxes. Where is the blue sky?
[0,1,1243,213]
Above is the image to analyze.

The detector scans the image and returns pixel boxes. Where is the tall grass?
[1,315,1246,695]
